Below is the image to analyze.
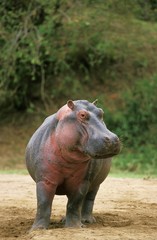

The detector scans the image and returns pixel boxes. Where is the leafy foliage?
[104,75,157,173]
[0,0,157,173]
[1,0,157,112]
[105,75,157,146]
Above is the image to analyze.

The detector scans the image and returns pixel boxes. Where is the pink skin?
[41,101,91,195]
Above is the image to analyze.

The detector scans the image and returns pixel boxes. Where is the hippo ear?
[92,99,98,105]
[67,100,75,110]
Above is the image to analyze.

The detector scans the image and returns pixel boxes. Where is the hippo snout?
[85,133,121,159]
[104,134,121,155]
[104,135,119,145]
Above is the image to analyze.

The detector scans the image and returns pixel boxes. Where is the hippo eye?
[81,113,86,118]
[77,110,89,121]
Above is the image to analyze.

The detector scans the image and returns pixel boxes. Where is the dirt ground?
[0,175,157,240]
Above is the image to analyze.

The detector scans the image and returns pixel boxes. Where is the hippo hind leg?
[81,186,99,224]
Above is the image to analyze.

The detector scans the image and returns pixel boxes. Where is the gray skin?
[26,100,121,230]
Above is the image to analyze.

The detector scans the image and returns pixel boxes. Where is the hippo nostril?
[104,135,120,148]
[104,136,112,147]
[104,137,110,142]
[112,136,121,153]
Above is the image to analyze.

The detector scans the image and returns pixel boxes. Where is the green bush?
[1,0,157,114]
[0,0,70,111]
[112,144,157,175]
[104,74,157,173]
[0,0,157,173]
[105,75,157,148]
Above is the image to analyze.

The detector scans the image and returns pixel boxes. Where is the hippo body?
[26,100,120,229]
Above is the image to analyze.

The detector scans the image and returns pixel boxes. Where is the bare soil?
[0,175,157,240]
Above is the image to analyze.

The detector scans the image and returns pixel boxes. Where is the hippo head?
[55,100,121,162]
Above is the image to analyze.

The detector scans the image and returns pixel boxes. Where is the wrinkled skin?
[26,100,121,230]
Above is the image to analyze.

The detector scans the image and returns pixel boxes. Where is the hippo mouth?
[90,151,119,159]
[97,152,119,159]
[84,150,120,160]
[84,145,121,159]
[84,135,121,160]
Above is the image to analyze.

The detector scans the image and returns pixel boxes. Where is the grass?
[0,169,28,175]
[111,148,157,177]
[109,171,157,179]
[0,168,156,179]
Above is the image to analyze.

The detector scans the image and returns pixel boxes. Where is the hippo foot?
[30,219,49,231]
[64,217,85,228]
[81,215,96,224]
[61,216,85,227]
[30,225,48,232]
[65,221,85,228]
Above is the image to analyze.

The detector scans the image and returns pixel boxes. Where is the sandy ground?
[0,174,157,240]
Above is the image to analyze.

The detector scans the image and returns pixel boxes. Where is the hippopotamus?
[26,99,120,230]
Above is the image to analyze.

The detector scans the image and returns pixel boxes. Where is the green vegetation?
[0,0,157,175]
[112,146,157,175]
[0,169,28,175]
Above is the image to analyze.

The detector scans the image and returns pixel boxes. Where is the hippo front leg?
[31,180,56,230]
[65,181,90,228]
[81,186,99,223]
